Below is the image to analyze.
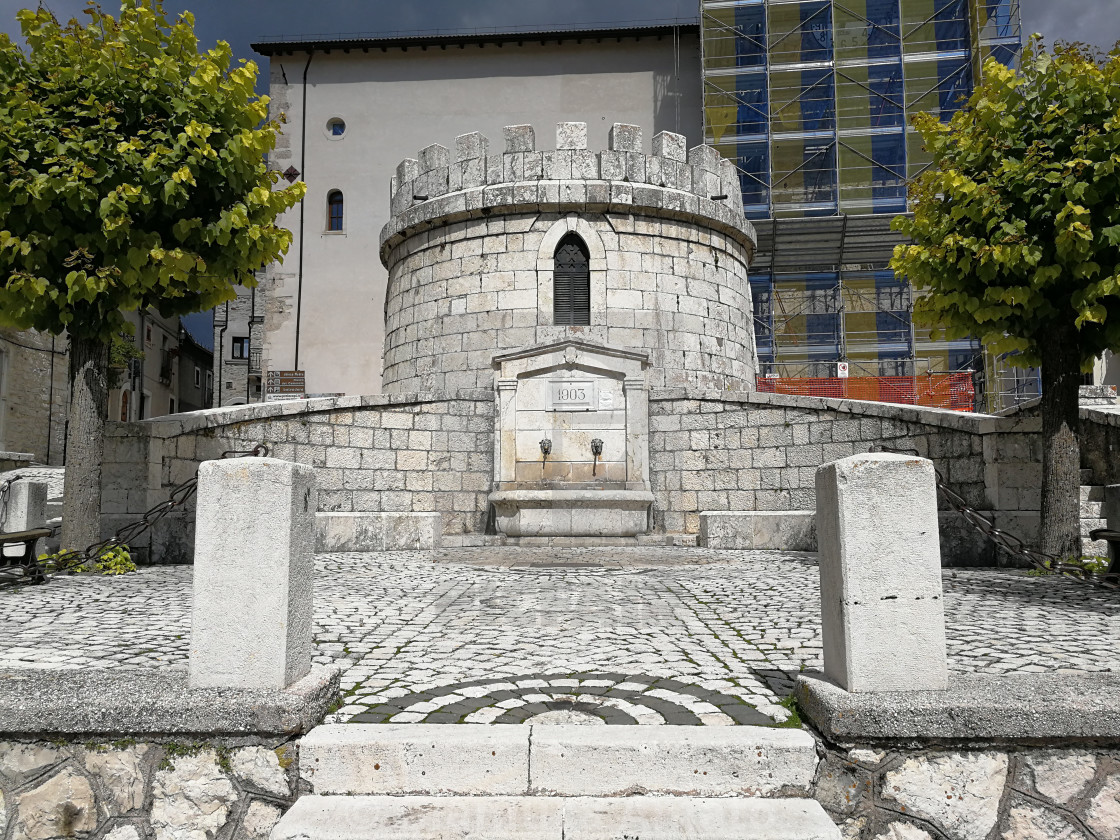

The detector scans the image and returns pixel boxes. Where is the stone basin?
[489,489,655,538]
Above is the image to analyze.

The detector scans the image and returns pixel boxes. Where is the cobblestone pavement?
[1,548,1117,726]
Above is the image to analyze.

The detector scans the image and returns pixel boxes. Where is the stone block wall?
[1080,406,1120,487]
[0,328,68,466]
[0,738,299,840]
[379,122,757,394]
[812,740,1120,840]
[648,389,1045,555]
[101,392,494,563]
[99,387,1097,564]
[382,212,754,393]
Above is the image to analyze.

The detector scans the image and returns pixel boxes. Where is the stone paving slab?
[0,548,1116,726]
[0,664,340,736]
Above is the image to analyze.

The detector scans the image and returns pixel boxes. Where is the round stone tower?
[379,122,758,394]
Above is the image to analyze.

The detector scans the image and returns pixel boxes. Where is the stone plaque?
[550,380,597,411]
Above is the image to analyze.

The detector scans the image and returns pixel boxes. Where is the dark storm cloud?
[7,1,1117,58]
[3,1,693,58]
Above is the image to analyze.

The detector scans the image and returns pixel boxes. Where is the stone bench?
[0,528,52,584]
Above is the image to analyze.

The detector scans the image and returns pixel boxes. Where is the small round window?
[326,117,346,138]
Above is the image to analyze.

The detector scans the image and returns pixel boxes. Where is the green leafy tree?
[0,1,305,550]
[892,41,1120,559]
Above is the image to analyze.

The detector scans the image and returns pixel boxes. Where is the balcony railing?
[249,348,262,374]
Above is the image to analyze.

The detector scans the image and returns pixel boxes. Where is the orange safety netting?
[756,372,975,412]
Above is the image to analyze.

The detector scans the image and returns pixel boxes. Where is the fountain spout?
[590,438,603,476]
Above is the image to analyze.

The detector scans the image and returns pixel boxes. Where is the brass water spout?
[539,439,552,463]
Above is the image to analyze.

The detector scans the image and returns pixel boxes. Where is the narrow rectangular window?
[327,190,344,231]
[553,235,591,326]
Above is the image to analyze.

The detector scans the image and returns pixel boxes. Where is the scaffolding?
[700,0,1022,404]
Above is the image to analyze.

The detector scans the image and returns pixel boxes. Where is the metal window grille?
[327,190,344,231]
[553,235,590,326]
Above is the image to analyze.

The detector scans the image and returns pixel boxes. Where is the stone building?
[108,310,210,422]
[1,313,213,468]
[177,326,214,413]
[380,122,754,394]
[212,283,264,407]
[251,24,702,397]
[377,120,752,536]
[0,327,67,466]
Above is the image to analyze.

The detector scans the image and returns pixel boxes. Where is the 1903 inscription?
[550,380,596,411]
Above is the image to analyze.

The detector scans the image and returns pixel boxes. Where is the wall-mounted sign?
[837,362,850,379]
[265,370,306,402]
[550,380,597,411]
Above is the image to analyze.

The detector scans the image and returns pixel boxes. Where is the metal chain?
[877,447,1119,591]
[0,474,20,532]
[1,444,269,588]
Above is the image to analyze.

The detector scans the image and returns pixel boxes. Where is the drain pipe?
[293,50,313,372]
[216,301,228,408]
[46,335,56,462]
[246,284,256,405]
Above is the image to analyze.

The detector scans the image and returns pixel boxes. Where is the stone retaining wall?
[101,392,494,563]
[99,389,1115,564]
[5,734,1117,840]
[0,737,300,840]
[812,741,1119,840]
[1079,406,1120,487]
[648,389,1045,561]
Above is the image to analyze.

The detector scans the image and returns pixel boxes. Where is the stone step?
[1080,517,1106,537]
[502,536,646,547]
[273,795,842,840]
[299,724,818,797]
[1081,499,1104,519]
[1081,538,1111,559]
[442,534,699,548]
[1081,485,1105,503]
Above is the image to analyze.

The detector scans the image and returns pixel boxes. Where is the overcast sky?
[3,0,1118,66]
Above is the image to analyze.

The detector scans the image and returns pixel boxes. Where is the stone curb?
[648,387,1033,433]
[796,672,1120,743]
[106,390,495,439]
[0,665,342,737]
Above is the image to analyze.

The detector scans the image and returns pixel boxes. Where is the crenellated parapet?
[379,122,753,262]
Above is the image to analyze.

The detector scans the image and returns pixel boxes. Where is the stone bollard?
[189,457,316,690]
[1,479,48,533]
[815,452,949,692]
[2,478,49,562]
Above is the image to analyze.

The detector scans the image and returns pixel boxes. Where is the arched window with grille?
[327,190,344,231]
[553,234,590,325]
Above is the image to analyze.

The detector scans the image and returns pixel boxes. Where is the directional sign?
[265,370,306,401]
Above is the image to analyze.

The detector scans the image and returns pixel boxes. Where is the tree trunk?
[1038,321,1083,559]
[61,335,109,552]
